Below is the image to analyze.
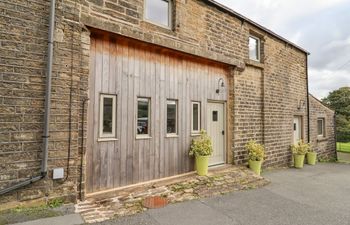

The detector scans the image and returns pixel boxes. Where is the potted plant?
[189,130,213,176]
[246,140,265,175]
[306,147,317,165]
[291,140,310,168]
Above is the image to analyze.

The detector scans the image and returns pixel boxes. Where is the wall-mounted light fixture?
[297,100,306,110]
[216,78,225,94]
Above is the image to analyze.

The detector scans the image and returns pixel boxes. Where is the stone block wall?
[309,95,336,159]
[0,0,310,205]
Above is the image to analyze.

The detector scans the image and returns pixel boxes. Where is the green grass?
[337,142,350,153]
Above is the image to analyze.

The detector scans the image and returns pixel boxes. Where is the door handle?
[222,130,225,135]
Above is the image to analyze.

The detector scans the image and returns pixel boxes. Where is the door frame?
[207,100,227,166]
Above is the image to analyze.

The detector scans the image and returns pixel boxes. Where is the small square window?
[249,36,260,61]
[144,0,172,28]
[317,118,325,137]
[99,94,117,139]
[167,100,177,135]
[137,98,151,136]
[191,102,201,133]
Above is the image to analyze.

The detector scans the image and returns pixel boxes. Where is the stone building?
[309,94,336,159]
[0,0,335,205]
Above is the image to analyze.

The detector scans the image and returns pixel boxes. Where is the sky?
[216,0,350,99]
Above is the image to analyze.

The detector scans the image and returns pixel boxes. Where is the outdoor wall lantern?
[216,78,225,94]
[297,100,306,110]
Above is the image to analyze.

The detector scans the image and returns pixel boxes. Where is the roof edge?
[204,0,310,55]
[309,93,335,113]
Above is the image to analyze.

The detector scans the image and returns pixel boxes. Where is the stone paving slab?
[76,166,269,223]
[12,214,83,225]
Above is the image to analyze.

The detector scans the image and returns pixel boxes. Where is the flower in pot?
[291,140,310,168]
[246,140,265,176]
[189,130,213,176]
[306,147,317,165]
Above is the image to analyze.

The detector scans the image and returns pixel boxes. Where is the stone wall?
[309,95,336,159]
[0,0,310,205]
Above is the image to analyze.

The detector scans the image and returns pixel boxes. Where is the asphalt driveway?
[92,163,350,225]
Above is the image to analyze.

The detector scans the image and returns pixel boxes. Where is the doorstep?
[75,165,270,223]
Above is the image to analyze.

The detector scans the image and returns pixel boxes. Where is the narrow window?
[167,100,177,135]
[144,0,171,28]
[212,111,218,122]
[317,118,325,137]
[137,98,151,136]
[249,36,260,61]
[191,102,201,133]
[99,94,117,138]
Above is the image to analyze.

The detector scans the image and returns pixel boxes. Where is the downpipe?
[0,0,56,195]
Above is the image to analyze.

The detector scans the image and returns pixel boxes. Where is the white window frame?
[99,94,117,140]
[317,118,325,137]
[166,99,178,136]
[191,101,201,134]
[249,35,261,62]
[144,0,172,29]
[136,97,151,138]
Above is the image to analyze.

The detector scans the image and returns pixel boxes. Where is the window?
[191,102,201,133]
[167,100,177,135]
[212,111,218,122]
[249,36,260,61]
[137,98,151,136]
[99,94,117,139]
[144,0,171,28]
[317,118,325,137]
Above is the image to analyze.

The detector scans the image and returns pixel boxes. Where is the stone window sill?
[244,59,265,69]
[317,137,328,142]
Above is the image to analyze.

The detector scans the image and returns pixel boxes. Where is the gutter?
[0,0,56,195]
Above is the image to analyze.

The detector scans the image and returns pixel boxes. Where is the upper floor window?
[249,36,260,61]
[144,0,172,28]
[317,118,325,137]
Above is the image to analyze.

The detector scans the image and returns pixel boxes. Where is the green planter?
[195,155,210,176]
[294,154,305,168]
[248,160,263,175]
[307,152,317,165]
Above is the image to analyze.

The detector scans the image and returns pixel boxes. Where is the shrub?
[291,140,310,155]
[245,140,265,161]
[189,130,213,157]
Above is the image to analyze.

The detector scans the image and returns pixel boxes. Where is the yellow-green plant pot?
[195,155,209,176]
[294,154,305,168]
[248,160,263,175]
[307,152,317,165]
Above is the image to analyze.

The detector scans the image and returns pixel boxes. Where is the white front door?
[293,116,302,144]
[207,102,225,166]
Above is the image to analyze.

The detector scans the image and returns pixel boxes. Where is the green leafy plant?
[291,140,310,155]
[245,140,265,161]
[47,198,63,208]
[189,130,213,157]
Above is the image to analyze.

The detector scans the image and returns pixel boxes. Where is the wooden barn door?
[86,32,230,194]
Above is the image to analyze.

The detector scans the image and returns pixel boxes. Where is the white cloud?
[309,68,350,99]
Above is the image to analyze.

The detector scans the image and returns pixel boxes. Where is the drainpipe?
[306,53,310,143]
[0,0,56,195]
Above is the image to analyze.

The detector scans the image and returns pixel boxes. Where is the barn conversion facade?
[0,0,335,204]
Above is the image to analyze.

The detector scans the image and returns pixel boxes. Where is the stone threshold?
[76,165,270,223]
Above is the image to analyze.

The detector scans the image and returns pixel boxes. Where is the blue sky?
[216,0,350,99]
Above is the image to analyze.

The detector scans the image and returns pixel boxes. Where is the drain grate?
[142,196,168,209]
